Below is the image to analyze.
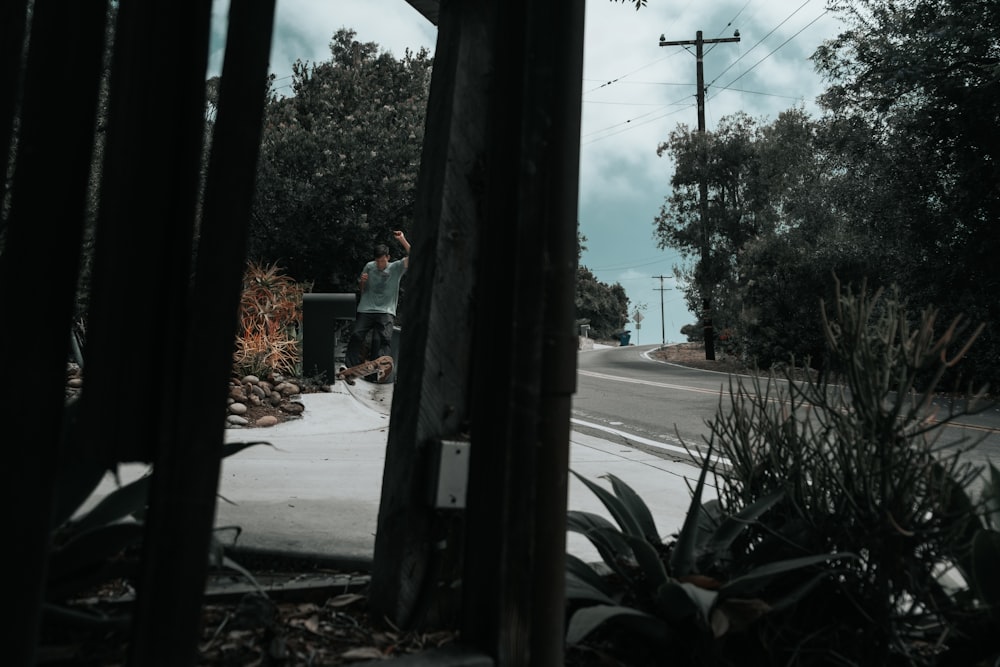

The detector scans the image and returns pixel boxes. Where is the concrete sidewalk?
[86,376,709,566]
[213,379,708,564]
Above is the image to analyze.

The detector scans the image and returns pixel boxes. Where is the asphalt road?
[573,343,1000,489]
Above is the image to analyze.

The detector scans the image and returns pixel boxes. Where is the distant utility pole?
[659,30,740,360]
[653,275,671,345]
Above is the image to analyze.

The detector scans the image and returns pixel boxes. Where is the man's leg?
[345,314,373,368]
[375,315,395,359]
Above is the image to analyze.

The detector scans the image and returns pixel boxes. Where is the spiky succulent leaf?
[566,553,618,599]
[567,511,636,577]
[670,445,715,577]
[702,489,784,556]
[571,469,643,537]
[62,473,152,535]
[565,569,619,606]
[657,580,717,621]
[566,604,670,647]
[720,552,856,598]
[603,472,661,543]
[622,533,670,589]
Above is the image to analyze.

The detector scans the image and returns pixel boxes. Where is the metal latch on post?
[430,439,469,509]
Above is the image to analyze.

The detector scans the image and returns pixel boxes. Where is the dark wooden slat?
[0,0,29,197]
[126,1,277,665]
[3,2,110,664]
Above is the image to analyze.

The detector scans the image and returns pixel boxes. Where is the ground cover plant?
[566,281,1000,666]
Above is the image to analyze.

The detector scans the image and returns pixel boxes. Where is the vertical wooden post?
[371,1,586,664]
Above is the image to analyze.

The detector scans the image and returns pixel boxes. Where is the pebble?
[65,363,328,429]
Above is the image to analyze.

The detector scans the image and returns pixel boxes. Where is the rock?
[65,362,328,430]
[274,381,301,396]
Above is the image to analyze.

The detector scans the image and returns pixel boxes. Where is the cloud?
[211,0,842,344]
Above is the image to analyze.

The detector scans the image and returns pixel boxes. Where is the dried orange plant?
[233,261,306,378]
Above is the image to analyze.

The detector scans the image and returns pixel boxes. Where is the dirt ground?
[647,341,749,374]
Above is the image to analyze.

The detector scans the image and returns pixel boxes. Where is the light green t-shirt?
[358,259,407,316]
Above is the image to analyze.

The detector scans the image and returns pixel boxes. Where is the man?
[344,230,410,370]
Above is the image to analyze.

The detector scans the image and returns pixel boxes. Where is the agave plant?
[43,400,274,642]
[565,456,855,665]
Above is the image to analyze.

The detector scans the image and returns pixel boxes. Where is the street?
[573,343,1000,491]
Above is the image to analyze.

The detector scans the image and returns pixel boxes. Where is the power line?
[587,256,675,271]
[580,103,693,144]
[582,55,680,95]
[709,4,820,90]
[712,10,830,96]
[581,2,831,144]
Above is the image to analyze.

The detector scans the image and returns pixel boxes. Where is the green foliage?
[44,408,272,642]
[701,282,996,665]
[575,266,630,340]
[810,0,1000,392]
[248,29,431,295]
[654,0,1000,389]
[654,110,823,350]
[567,282,999,665]
[565,465,854,665]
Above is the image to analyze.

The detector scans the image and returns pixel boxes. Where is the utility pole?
[653,275,671,346]
[659,30,739,360]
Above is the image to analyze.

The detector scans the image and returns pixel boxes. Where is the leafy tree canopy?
[575,266,630,340]
[653,0,1000,386]
[248,28,432,295]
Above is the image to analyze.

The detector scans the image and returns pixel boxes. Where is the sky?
[210,0,844,345]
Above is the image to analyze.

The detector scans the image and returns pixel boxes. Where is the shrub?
[232,261,306,378]
[566,280,999,666]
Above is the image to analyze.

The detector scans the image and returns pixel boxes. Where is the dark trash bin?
[302,293,356,382]
[619,331,631,346]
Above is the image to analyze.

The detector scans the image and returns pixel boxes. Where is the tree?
[654,108,896,371]
[573,232,631,339]
[812,0,1000,387]
[575,266,630,340]
[653,111,816,356]
[248,29,432,297]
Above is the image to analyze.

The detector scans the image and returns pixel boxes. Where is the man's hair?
[373,244,390,259]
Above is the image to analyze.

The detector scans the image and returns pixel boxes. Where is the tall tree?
[653,111,816,354]
[248,28,432,295]
[813,0,1000,386]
